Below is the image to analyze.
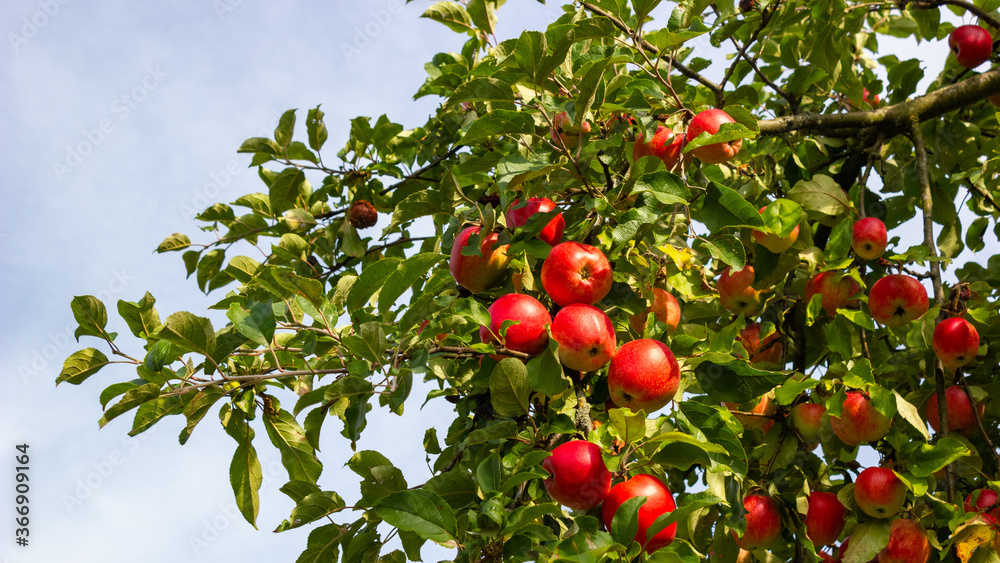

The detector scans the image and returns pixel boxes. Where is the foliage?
[59,1,1000,561]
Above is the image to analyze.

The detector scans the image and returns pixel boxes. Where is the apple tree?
[58,1,1000,561]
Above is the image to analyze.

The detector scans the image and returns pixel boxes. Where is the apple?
[753,205,800,253]
[790,402,826,444]
[725,391,776,432]
[949,25,993,69]
[542,440,612,510]
[737,322,783,366]
[837,536,878,563]
[449,226,511,294]
[932,317,980,370]
[855,467,907,518]
[925,384,985,436]
[819,551,836,563]
[806,490,847,546]
[733,494,782,550]
[347,199,378,229]
[541,241,613,307]
[628,288,681,334]
[965,489,1000,520]
[877,518,930,563]
[718,266,764,317]
[862,89,881,107]
[607,339,681,414]
[505,197,566,246]
[633,125,686,171]
[601,473,677,553]
[550,303,617,372]
[852,217,888,260]
[551,111,592,149]
[686,108,742,164]
[804,271,860,318]
[829,390,892,446]
[479,293,551,357]
[867,274,929,327]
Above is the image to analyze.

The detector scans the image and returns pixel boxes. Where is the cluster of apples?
[632,108,744,170]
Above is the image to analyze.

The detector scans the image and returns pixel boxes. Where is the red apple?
[932,317,980,370]
[479,293,551,357]
[790,402,826,443]
[829,390,892,446]
[837,536,878,563]
[862,89,881,107]
[820,551,837,563]
[725,391,776,432]
[867,274,929,327]
[628,288,682,334]
[737,322,783,366]
[753,205,800,253]
[541,242,613,307]
[733,494,782,550]
[542,440,613,510]
[550,303,617,372]
[607,339,681,414]
[551,111,592,149]
[806,490,847,546]
[804,271,860,318]
[852,217,888,260]
[686,108,742,164]
[633,125,686,171]
[449,226,511,294]
[855,467,907,518]
[505,197,565,247]
[949,25,993,69]
[965,489,1000,520]
[925,385,985,436]
[877,518,930,563]
[601,474,677,553]
[718,266,764,317]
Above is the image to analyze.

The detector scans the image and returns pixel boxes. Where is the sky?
[0,2,983,563]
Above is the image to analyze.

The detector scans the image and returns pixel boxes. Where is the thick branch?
[909,0,1000,30]
[759,69,1000,136]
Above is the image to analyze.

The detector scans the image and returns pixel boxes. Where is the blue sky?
[0,2,976,562]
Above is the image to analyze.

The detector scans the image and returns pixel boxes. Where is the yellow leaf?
[953,520,996,563]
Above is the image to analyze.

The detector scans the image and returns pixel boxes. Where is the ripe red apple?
[925,385,985,436]
[542,440,612,510]
[733,494,782,550]
[541,242,613,307]
[862,88,881,107]
[686,109,742,164]
[479,293,551,357]
[628,288,681,334]
[855,467,907,518]
[753,205,800,253]
[607,339,681,414]
[949,25,993,69]
[790,402,826,443]
[633,125,686,171]
[804,271,860,318]
[829,390,892,446]
[505,197,566,246]
[737,322,783,366]
[964,489,1000,520]
[852,217,888,260]
[878,518,930,563]
[819,551,836,563]
[932,317,980,371]
[837,536,878,563]
[806,490,847,546]
[449,226,511,294]
[601,473,677,553]
[867,274,929,327]
[725,391,776,432]
[718,266,764,317]
[551,111,592,149]
[550,303,617,372]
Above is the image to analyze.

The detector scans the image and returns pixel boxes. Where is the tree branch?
[909,0,1000,31]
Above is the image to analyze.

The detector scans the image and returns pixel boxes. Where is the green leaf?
[421,1,475,34]
[467,0,497,35]
[347,258,402,311]
[788,174,851,218]
[575,56,612,120]
[117,292,161,339]
[700,182,766,233]
[495,152,564,192]
[272,269,325,309]
[129,395,182,436]
[489,358,531,417]
[683,121,756,153]
[525,345,568,397]
[57,348,110,385]
[100,383,160,428]
[378,253,446,315]
[275,109,296,148]
[476,451,503,493]
[226,301,276,347]
[466,420,518,446]
[223,407,262,528]
[608,407,647,445]
[155,232,191,253]
[268,168,307,215]
[423,472,478,510]
[278,491,346,531]
[154,311,216,356]
[294,522,344,563]
[461,110,535,145]
[264,408,323,484]
[893,390,931,440]
[693,356,793,403]
[306,106,328,151]
[759,199,803,237]
[676,402,748,478]
[609,495,645,547]
[71,295,109,341]
[841,520,890,563]
[373,489,457,543]
[633,171,692,205]
[645,491,724,541]
[696,234,746,270]
[180,387,225,445]
[237,137,280,156]
[515,30,548,84]
[450,78,516,111]
[901,437,971,478]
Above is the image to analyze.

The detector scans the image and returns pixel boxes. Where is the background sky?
[0,2,982,563]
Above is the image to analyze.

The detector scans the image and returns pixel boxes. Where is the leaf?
[264,408,323,484]
[154,311,216,356]
[645,491,725,541]
[697,234,746,270]
[347,258,402,311]
[56,348,110,385]
[294,523,345,563]
[633,171,692,205]
[421,1,475,34]
[489,358,531,417]
[894,390,931,440]
[608,407,647,445]
[515,30,548,84]
[275,109,296,148]
[272,269,325,308]
[450,78,516,111]
[575,56,612,120]
[788,174,851,217]
[129,395,182,436]
[227,301,276,347]
[99,383,160,428]
[155,232,191,253]
[609,495,645,547]
[465,420,518,446]
[495,152,564,192]
[268,168,307,215]
[700,182,766,233]
[525,345,568,397]
[117,292,161,339]
[901,437,971,478]
[71,295,109,341]
[461,110,535,145]
[223,407,262,528]
[278,491,346,531]
[676,402,748,478]
[180,387,225,445]
[842,520,890,563]
[693,355,793,403]
[378,253,446,315]
[374,489,458,543]
[306,106,327,151]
